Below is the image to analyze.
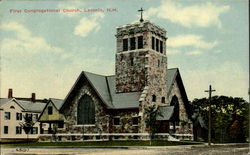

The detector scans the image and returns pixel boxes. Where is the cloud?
[0,21,69,58]
[167,34,217,55]
[182,62,249,100]
[74,13,104,38]
[168,34,217,49]
[145,0,230,28]
[58,1,85,17]
[186,50,202,55]
[0,46,115,99]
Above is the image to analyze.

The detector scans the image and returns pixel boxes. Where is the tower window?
[138,36,143,49]
[123,38,128,51]
[130,37,136,50]
[158,59,160,67]
[156,39,159,52]
[161,97,165,103]
[160,41,163,53]
[152,95,156,102]
[152,37,155,50]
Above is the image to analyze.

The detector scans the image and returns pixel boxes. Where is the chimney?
[31,93,36,102]
[8,89,13,98]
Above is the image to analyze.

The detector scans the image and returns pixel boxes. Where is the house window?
[156,39,159,52]
[123,38,128,51]
[132,117,138,125]
[32,114,38,121]
[26,113,32,121]
[114,117,120,125]
[130,37,136,50]
[4,126,8,134]
[152,37,155,50]
[48,106,53,115]
[10,106,15,109]
[161,97,165,103]
[58,122,64,128]
[16,113,22,120]
[16,126,22,134]
[4,112,10,120]
[175,122,180,126]
[138,36,143,49]
[77,95,95,125]
[152,95,156,102]
[31,127,38,134]
[160,41,163,53]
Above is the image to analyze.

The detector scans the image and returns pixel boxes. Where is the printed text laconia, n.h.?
[9,8,118,13]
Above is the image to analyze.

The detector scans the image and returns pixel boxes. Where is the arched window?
[170,95,180,121]
[10,106,15,109]
[77,95,95,125]
[152,95,156,102]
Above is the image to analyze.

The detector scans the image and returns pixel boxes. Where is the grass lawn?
[1,140,204,147]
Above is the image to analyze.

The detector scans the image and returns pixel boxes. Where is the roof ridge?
[50,98,63,100]
[167,68,179,70]
[83,70,113,77]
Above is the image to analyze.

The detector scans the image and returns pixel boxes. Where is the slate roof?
[17,100,46,112]
[61,68,184,111]
[50,98,64,110]
[0,98,12,107]
[166,68,178,93]
[156,106,175,121]
[0,98,46,112]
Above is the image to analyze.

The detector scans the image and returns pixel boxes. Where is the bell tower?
[115,12,168,99]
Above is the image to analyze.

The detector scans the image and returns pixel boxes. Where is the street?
[1,144,249,155]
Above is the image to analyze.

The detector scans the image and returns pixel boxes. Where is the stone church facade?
[39,19,193,141]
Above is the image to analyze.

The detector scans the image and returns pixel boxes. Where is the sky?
[0,0,249,101]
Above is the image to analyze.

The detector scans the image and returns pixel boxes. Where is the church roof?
[84,72,140,109]
[60,68,186,111]
[156,106,175,121]
[166,68,178,92]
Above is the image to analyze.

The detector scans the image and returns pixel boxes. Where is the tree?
[144,104,162,145]
[191,96,249,143]
[19,114,35,143]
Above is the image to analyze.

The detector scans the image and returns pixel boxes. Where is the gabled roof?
[0,98,46,112]
[0,98,12,107]
[50,98,64,110]
[0,98,23,110]
[167,68,191,119]
[38,98,64,122]
[60,68,188,111]
[156,106,175,121]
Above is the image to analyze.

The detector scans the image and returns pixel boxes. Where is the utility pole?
[205,85,215,146]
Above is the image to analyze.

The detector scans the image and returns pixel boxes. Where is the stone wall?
[110,110,139,133]
[61,79,109,134]
[168,80,193,135]
[115,50,147,93]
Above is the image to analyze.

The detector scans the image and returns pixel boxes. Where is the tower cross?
[138,7,144,22]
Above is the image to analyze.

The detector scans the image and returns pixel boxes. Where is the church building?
[38,15,193,141]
